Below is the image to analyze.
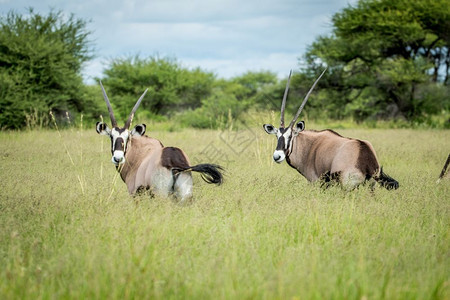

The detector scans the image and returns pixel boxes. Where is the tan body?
[286,130,380,188]
[118,135,192,197]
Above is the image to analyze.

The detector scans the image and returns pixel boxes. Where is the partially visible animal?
[437,154,450,183]
[96,82,223,203]
[263,69,399,190]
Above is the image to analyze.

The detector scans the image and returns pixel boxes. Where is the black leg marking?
[135,186,154,197]
[356,140,379,180]
[319,171,341,189]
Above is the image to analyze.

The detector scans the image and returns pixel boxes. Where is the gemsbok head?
[263,69,399,190]
[96,81,223,202]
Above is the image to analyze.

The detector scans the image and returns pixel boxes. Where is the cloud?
[2,0,358,83]
[184,52,299,77]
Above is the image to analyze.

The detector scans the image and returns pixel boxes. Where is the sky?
[1,0,357,84]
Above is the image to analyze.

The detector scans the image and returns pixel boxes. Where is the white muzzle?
[112,150,125,165]
[273,150,285,163]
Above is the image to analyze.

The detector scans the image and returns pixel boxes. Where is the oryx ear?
[96,122,111,136]
[263,124,278,135]
[293,121,305,136]
[131,124,146,136]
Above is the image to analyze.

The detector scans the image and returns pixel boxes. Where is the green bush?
[303,0,450,124]
[0,8,92,129]
[179,90,249,129]
[99,55,215,121]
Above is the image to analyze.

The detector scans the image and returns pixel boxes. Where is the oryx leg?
[330,142,366,190]
[151,168,174,198]
[173,171,193,204]
[319,171,340,189]
[339,169,365,191]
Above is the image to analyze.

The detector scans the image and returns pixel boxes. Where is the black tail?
[375,167,399,190]
[173,164,224,185]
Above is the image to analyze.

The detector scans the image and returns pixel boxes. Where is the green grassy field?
[0,122,449,299]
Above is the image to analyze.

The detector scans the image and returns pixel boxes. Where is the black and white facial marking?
[96,122,146,165]
[109,127,129,165]
[263,121,305,163]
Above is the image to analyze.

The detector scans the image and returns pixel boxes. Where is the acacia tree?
[0,8,94,129]
[302,0,450,122]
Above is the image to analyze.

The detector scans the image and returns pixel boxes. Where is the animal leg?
[173,171,193,204]
[151,169,174,198]
[340,170,365,191]
[319,171,340,189]
[135,186,154,197]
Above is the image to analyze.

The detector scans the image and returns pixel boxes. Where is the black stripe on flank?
[356,140,378,179]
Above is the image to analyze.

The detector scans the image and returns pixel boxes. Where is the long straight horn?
[288,68,327,128]
[99,80,118,128]
[124,88,148,129]
[280,70,292,128]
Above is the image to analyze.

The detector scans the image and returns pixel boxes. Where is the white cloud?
[2,0,359,83]
[182,52,299,78]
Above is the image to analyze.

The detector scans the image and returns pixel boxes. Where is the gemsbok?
[96,82,223,202]
[263,69,399,190]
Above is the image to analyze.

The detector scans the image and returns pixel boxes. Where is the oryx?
[96,82,223,202]
[263,69,399,190]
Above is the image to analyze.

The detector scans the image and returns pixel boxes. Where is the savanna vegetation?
[0,0,449,130]
[303,0,450,124]
[1,0,449,299]
[0,120,449,299]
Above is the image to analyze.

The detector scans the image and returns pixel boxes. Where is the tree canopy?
[0,8,94,129]
[302,0,450,123]
[0,1,449,129]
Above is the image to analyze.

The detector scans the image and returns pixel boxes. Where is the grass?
[0,122,449,299]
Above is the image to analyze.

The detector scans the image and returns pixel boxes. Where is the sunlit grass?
[0,126,449,299]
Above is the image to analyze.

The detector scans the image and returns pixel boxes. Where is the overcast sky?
[2,0,357,83]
